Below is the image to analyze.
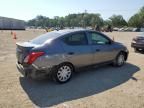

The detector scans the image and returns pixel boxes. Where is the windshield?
[30,31,61,45]
[138,32,144,37]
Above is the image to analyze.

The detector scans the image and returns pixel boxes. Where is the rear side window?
[30,32,60,45]
[63,32,88,45]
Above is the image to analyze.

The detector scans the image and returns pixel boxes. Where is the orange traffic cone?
[13,32,17,40]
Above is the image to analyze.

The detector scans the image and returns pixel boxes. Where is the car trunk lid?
[16,42,38,64]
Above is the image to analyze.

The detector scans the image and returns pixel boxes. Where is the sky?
[0,0,144,21]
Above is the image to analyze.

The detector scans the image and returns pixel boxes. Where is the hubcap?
[57,65,72,82]
[118,54,125,65]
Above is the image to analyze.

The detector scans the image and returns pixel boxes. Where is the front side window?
[89,32,110,45]
[63,32,88,45]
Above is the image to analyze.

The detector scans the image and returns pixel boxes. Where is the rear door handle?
[67,52,74,55]
[96,49,100,52]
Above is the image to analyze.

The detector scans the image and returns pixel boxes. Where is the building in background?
[0,16,25,30]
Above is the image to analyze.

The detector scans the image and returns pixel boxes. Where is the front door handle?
[67,52,74,55]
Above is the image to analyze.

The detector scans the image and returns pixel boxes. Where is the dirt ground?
[0,30,144,108]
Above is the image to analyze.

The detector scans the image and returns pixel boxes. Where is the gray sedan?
[16,29,129,83]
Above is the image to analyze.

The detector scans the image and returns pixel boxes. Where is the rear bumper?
[131,42,144,49]
[16,62,53,79]
[16,62,32,77]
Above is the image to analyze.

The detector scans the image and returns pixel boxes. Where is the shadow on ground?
[136,50,144,54]
[19,63,140,107]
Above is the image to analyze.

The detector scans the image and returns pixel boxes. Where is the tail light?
[24,52,45,64]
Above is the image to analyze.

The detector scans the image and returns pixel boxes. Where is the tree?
[128,14,142,27]
[27,13,104,28]
[104,19,112,26]
[128,6,144,27]
[109,15,127,27]
[35,15,48,27]
[27,19,37,26]
[89,14,103,27]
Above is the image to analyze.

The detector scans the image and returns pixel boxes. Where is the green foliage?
[104,19,112,26]
[128,6,144,27]
[27,6,144,28]
[27,13,104,28]
[109,15,127,27]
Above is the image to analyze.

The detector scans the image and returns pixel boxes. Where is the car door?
[88,32,115,64]
[61,31,93,67]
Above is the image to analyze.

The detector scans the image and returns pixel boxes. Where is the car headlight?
[124,47,129,52]
[132,40,136,43]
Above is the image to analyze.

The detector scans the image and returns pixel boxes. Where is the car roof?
[30,29,111,45]
[52,29,90,35]
[53,29,109,38]
[49,29,108,40]
[30,29,94,45]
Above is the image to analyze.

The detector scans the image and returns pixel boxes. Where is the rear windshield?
[30,32,60,45]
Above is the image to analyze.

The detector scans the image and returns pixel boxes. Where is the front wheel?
[113,53,126,67]
[53,63,73,83]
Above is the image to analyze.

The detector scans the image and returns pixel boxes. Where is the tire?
[113,52,126,67]
[52,63,73,83]
[134,48,139,52]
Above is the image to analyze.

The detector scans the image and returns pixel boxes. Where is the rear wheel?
[134,48,139,52]
[53,63,73,83]
[113,52,126,67]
